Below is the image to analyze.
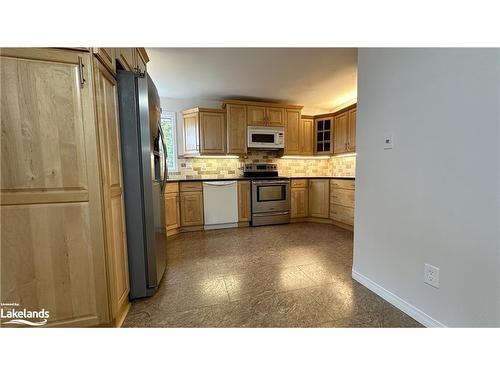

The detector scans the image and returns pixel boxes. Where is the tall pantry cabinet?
[0,48,145,327]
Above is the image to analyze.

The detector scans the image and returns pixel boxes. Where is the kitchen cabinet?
[117,48,136,72]
[179,182,204,227]
[308,179,330,218]
[238,180,251,222]
[330,179,355,227]
[285,113,316,156]
[291,179,309,218]
[285,109,301,154]
[334,108,356,155]
[267,107,286,126]
[0,48,112,327]
[348,108,356,152]
[182,108,226,156]
[93,48,116,74]
[116,48,149,75]
[165,182,181,236]
[226,104,247,154]
[200,111,226,154]
[247,105,286,126]
[300,118,315,155]
[315,117,333,154]
[93,56,130,325]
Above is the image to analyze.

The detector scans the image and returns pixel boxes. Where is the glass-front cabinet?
[315,117,333,154]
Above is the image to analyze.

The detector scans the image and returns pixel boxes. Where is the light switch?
[383,134,394,149]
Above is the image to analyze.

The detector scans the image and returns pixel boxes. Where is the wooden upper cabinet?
[182,108,226,156]
[334,112,349,155]
[247,105,267,126]
[301,118,314,155]
[0,48,110,327]
[308,179,330,218]
[182,111,200,155]
[93,48,116,74]
[285,109,301,154]
[136,48,148,75]
[267,107,285,126]
[348,108,356,152]
[117,48,136,72]
[315,117,333,154]
[237,180,251,222]
[200,111,226,154]
[226,104,247,154]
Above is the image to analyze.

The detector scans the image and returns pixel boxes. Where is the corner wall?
[354,49,500,327]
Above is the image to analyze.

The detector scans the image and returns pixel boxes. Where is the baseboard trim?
[351,270,446,328]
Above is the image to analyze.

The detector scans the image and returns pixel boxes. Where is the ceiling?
[146,48,358,114]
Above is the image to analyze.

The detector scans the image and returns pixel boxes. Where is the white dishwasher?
[203,180,239,230]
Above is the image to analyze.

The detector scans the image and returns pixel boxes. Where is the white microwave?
[247,126,285,149]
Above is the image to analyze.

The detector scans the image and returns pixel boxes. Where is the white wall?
[160,97,223,157]
[354,49,500,327]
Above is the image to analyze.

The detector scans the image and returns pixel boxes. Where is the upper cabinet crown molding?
[222,99,303,110]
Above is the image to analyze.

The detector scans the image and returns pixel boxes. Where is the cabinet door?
[180,191,204,226]
[301,118,314,155]
[183,113,200,154]
[0,49,109,327]
[117,48,136,72]
[226,104,247,154]
[308,179,330,218]
[136,49,146,75]
[247,106,267,126]
[238,180,251,222]
[285,109,301,154]
[315,117,333,154]
[200,111,226,154]
[93,48,116,74]
[334,112,349,154]
[291,188,309,218]
[165,192,180,231]
[93,57,129,324]
[348,108,356,152]
[267,107,285,126]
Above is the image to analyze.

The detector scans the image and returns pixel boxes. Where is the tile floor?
[123,223,422,328]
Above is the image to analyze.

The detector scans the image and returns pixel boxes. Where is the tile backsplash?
[168,151,356,179]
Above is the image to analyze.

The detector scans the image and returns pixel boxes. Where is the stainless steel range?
[243,163,290,226]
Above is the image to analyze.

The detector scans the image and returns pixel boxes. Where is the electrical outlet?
[424,264,440,288]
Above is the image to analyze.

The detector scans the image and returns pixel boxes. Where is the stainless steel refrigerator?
[117,70,167,299]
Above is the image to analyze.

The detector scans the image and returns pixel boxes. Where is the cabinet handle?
[78,56,86,87]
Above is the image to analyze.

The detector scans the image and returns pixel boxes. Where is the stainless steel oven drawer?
[251,211,290,226]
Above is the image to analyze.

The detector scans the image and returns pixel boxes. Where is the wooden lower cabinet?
[329,179,355,227]
[165,183,181,236]
[291,187,309,218]
[180,191,204,227]
[308,179,330,218]
[238,180,251,222]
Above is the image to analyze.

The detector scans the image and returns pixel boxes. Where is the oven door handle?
[252,180,290,185]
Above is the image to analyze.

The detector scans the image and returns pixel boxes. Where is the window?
[160,112,177,172]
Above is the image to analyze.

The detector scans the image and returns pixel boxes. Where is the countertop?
[166,176,355,182]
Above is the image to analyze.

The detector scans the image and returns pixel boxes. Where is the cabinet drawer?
[179,181,203,192]
[291,179,308,188]
[330,188,355,207]
[330,179,355,190]
[330,204,354,226]
[165,182,179,194]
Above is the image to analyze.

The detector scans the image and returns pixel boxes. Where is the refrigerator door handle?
[158,123,168,192]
